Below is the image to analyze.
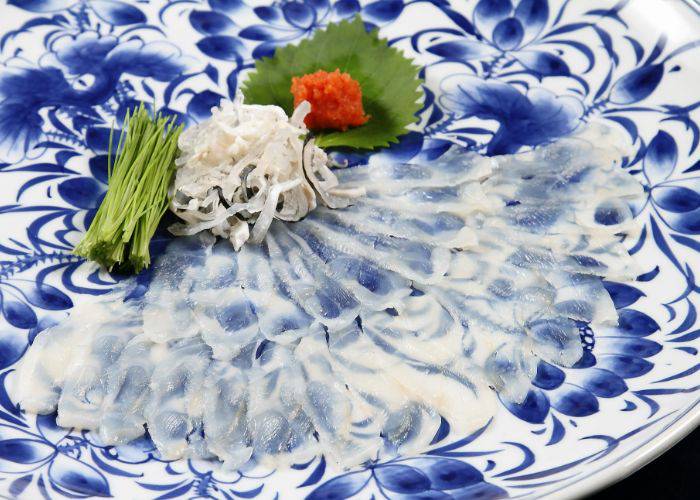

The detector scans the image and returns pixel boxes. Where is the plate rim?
[543,397,700,499]
[0,0,699,498]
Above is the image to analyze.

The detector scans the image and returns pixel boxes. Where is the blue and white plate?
[0,0,698,498]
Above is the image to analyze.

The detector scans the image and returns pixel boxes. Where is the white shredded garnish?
[169,92,363,249]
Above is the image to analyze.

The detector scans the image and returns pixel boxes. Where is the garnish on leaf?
[291,69,370,131]
[74,104,183,272]
[242,16,423,149]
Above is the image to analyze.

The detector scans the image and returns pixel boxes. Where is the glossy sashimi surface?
[12,125,644,470]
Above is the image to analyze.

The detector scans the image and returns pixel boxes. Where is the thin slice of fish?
[11,124,644,468]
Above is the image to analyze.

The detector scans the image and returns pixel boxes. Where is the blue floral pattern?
[0,0,698,498]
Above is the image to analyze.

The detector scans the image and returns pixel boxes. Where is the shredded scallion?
[74,104,183,272]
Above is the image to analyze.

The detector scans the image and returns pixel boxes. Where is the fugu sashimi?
[11,124,645,469]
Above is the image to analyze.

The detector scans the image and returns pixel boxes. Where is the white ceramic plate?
[0,1,698,498]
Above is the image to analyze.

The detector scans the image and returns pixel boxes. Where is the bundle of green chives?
[74,104,183,273]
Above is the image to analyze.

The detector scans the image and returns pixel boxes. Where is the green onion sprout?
[74,104,183,272]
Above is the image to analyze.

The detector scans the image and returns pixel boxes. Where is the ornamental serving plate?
[0,0,698,498]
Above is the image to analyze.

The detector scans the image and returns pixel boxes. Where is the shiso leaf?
[242,16,423,149]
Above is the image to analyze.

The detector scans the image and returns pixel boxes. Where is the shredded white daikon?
[169,92,363,249]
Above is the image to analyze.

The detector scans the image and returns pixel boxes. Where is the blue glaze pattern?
[0,1,698,498]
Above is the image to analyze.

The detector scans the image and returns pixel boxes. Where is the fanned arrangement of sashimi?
[12,116,644,468]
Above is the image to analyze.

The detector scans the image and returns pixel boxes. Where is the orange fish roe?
[291,69,370,131]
